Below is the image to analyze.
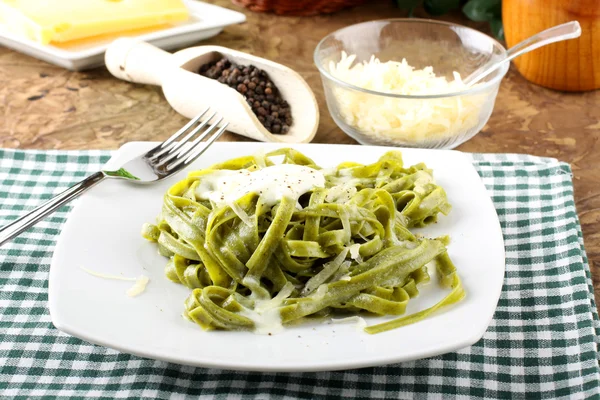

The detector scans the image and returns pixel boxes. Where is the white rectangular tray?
[0,1,246,70]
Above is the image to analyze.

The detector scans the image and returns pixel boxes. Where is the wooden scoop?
[105,38,319,143]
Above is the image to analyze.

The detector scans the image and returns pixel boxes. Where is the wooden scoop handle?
[105,38,174,86]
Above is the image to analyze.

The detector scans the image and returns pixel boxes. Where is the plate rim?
[49,141,506,372]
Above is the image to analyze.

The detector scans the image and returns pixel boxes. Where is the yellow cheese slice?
[0,0,189,45]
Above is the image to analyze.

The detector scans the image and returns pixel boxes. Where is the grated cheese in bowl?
[324,52,493,147]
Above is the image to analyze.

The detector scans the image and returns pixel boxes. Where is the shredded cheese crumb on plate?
[80,267,149,297]
[331,316,368,332]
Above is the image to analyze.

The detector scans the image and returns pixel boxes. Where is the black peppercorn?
[198,57,293,134]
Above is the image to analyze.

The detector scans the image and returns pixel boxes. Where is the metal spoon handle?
[464,21,582,87]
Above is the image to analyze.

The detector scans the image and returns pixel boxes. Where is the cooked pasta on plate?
[142,148,464,334]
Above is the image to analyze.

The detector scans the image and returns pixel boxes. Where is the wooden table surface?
[0,1,598,309]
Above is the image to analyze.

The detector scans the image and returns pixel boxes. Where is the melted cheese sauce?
[239,282,295,335]
[239,303,284,336]
[195,164,325,207]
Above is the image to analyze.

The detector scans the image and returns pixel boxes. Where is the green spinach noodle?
[141,148,465,334]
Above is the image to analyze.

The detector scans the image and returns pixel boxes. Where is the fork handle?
[105,38,174,86]
[0,172,106,246]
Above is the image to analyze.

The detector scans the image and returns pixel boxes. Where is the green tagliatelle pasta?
[142,148,465,334]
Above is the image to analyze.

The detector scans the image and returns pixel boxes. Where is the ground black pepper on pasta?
[199,58,292,134]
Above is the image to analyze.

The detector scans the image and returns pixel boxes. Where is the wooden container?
[503,0,600,91]
[105,39,319,143]
[231,0,366,16]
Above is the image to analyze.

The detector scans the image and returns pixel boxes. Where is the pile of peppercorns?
[199,58,292,134]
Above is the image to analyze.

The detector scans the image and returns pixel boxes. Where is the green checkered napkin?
[1,148,599,399]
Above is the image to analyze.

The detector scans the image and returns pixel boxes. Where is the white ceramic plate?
[0,1,245,71]
[49,142,505,372]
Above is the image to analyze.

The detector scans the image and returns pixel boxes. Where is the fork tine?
[162,117,223,168]
[183,123,228,164]
[181,115,223,148]
[167,122,228,171]
[153,113,218,166]
[164,112,217,156]
[145,108,208,158]
[161,108,208,149]
[172,116,223,162]
[151,111,216,161]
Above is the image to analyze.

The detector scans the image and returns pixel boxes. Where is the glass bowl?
[314,19,508,149]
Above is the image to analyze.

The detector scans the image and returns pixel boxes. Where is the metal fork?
[0,108,228,246]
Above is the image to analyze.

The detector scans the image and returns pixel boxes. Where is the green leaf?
[462,0,501,22]
[490,18,504,41]
[394,0,422,10]
[424,0,461,16]
[103,168,140,180]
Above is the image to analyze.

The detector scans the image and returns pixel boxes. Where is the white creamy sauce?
[195,164,325,207]
[239,283,295,335]
[239,303,284,335]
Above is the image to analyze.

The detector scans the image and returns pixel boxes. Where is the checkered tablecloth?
[1,148,599,399]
